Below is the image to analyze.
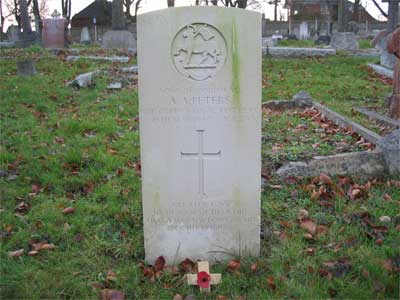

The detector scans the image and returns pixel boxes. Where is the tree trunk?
[211,0,218,5]
[236,0,247,8]
[274,0,278,21]
[112,0,126,30]
[167,0,175,7]
[19,0,32,33]
[32,0,42,35]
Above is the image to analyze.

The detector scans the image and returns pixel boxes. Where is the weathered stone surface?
[102,30,136,49]
[262,37,276,47]
[17,60,36,77]
[120,65,138,73]
[377,129,400,176]
[263,47,336,57]
[330,32,359,51]
[276,151,385,179]
[292,91,313,108]
[42,18,67,48]
[66,56,129,63]
[262,100,297,110]
[367,63,394,79]
[0,42,15,48]
[107,82,122,90]
[312,101,381,144]
[355,107,400,128]
[138,6,261,263]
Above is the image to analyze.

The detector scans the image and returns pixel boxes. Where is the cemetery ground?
[1,47,399,299]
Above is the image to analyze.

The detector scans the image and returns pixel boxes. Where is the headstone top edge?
[138,6,262,20]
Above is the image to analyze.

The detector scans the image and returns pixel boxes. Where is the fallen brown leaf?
[300,219,317,235]
[62,207,75,214]
[101,289,125,300]
[227,259,241,272]
[154,256,166,271]
[9,249,24,258]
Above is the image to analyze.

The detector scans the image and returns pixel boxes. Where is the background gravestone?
[102,0,136,49]
[138,7,261,263]
[42,18,67,48]
[299,22,309,40]
[80,27,91,44]
[17,60,36,77]
[7,26,20,42]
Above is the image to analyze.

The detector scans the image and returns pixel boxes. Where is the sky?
[2,0,389,30]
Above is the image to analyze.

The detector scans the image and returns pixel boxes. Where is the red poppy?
[197,271,211,288]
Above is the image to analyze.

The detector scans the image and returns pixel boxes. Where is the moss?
[231,19,241,109]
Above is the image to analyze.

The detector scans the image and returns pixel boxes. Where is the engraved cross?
[181,130,221,197]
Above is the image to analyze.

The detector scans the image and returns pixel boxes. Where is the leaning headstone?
[80,27,91,44]
[7,25,20,42]
[330,32,359,50]
[299,21,309,40]
[17,60,36,77]
[138,6,261,263]
[42,18,67,48]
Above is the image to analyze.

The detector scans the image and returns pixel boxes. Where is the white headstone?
[299,21,309,40]
[80,27,91,44]
[138,7,261,263]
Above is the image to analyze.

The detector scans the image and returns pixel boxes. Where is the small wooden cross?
[187,261,221,292]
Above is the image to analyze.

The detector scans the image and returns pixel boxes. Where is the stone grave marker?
[42,18,67,48]
[80,27,91,44]
[138,6,261,263]
[299,21,309,40]
[7,25,20,42]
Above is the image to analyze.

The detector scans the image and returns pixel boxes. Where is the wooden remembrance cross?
[187,261,221,292]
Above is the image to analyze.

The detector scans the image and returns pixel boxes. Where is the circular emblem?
[171,23,227,81]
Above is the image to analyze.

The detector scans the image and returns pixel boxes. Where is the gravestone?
[138,6,261,263]
[17,60,36,77]
[7,25,20,42]
[42,18,67,48]
[80,27,91,44]
[330,32,359,50]
[299,22,309,40]
[102,31,136,49]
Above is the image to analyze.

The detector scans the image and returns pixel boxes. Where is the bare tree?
[124,0,134,18]
[134,0,143,19]
[371,0,387,18]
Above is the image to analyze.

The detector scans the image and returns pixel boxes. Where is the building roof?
[71,0,112,26]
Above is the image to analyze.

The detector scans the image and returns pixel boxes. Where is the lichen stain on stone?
[231,19,241,110]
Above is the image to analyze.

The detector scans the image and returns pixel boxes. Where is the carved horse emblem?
[174,24,221,69]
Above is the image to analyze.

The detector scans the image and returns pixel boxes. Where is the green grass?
[263,55,391,134]
[359,39,373,50]
[0,47,398,299]
[277,39,317,48]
